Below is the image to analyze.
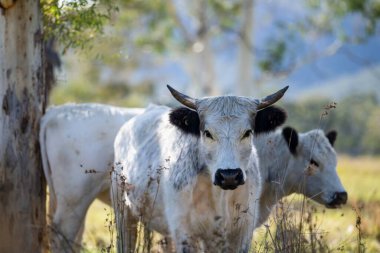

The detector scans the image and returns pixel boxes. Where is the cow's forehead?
[196,96,257,131]
[301,130,336,161]
[205,116,252,137]
[197,96,257,118]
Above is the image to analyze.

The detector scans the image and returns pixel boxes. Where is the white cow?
[254,126,347,227]
[112,85,288,253]
[39,103,143,252]
[40,102,286,252]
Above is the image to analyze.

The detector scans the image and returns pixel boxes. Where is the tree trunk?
[192,0,219,96]
[0,1,47,252]
[237,0,255,96]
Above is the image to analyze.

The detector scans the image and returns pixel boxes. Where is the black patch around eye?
[310,159,319,167]
[254,106,287,135]
[169,107,200,136]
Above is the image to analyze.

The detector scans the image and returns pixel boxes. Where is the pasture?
[77,155,380,252]
[2,2,380,252]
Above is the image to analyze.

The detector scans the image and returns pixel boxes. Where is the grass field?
[80,155,380,252]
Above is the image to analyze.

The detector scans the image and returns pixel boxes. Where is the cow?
[254,126,347,228]
[112,85,288,253]
[39,102,286,252]
[39,103,144,253]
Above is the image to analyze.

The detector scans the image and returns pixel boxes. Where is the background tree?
[0,0,116,251]
[0,1,47,252]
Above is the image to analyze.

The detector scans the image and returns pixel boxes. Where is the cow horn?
[167,85,197,110]
[257,86,289,110]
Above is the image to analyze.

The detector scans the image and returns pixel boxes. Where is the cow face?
[282,127,347,208]
[167,85,288,190]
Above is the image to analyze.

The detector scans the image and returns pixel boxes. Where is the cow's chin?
[315,197,343,209]
[325,199,344,209]
[217,184,239,190]
[325,203,342,209]
[307,195,340,209]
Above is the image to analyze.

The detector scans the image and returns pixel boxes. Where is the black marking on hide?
[282,126,299,155]
[169,107,200,136]
[326,130,337,147]
[254,106,287,135]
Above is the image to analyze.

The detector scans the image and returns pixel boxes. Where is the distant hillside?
[286,64,380,101]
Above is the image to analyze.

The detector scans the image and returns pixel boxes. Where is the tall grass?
[76,153,380,253]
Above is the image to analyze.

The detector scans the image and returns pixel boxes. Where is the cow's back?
[40,103,144,208]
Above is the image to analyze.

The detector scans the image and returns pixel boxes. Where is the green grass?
[81,155,380,252]
[81,201,114,252]
[337,155,380,202]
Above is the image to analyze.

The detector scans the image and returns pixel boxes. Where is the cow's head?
[168,85,288,190]
[282,127,347,208]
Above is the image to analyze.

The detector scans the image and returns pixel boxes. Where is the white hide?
[39,103,143,252]
[113,103,261,253]
[254,129,346,228]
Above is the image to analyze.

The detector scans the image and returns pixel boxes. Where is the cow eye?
[242,130,252,139]
[310,159,319,167]
[204,130,214,140]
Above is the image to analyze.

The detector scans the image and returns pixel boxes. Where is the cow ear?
[254,106,287,135]
[282,126,298,155]
[326,130,337,147]
[169,107,200,136]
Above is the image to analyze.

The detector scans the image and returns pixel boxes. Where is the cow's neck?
[255,132,295,220]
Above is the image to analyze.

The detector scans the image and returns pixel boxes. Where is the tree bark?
[0,1,47,252]
[237,0,255,96]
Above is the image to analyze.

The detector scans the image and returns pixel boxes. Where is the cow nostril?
[214,169,224,185]
[337,191,348,204]
[235,169,244,183]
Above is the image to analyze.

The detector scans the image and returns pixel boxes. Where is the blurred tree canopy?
[44,0,380,96]
[42,0,116,52]
[41,0,380,155]
[284,93,380,155]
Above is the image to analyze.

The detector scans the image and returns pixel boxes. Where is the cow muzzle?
[214,168,245,190]
[326,191,348,208]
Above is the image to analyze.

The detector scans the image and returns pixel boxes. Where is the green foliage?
[362,108,380,154]
[41,0,117,52]
[320,0,380,36]
[208,0,242,31]
[258,0,380,73]
[114,0,245,54]
[259,40,287,72]
[306,0,380,38]
[50,81,151,107]
[285,93,380,155]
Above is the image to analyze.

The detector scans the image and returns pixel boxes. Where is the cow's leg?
[161,236,174,253]
[173,234,198,253]
[75,219,85,245]
[50,196,94,253]
[125,206,138,253]
[112,173,139,253]
[114,203,139,253]
[169,222,198,253]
